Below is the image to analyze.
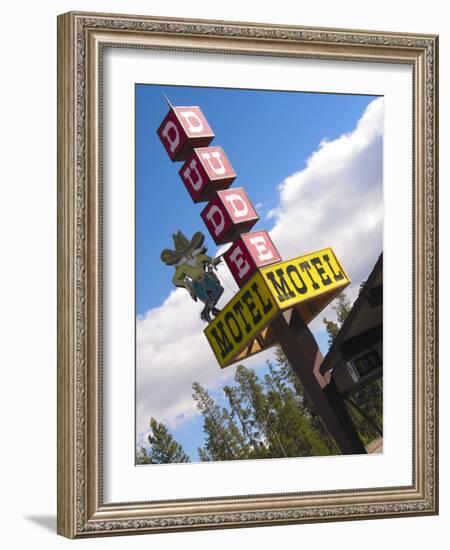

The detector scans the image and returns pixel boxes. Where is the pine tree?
[192,382,246,461]
[322,318,340,347]
[332,291,352,325]
[322,290,352,346]
[223,385,263,459]
[222,407,248,457]
[136,446,152,465]
[197,446,212,461]
[233,365,288,458]
[147,418,190,463]
[263,363,331,457]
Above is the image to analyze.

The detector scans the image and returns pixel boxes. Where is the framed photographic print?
[57,11,438,538]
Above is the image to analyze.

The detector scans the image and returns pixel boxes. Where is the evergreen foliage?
[322,290,352,347]
[137,418,190,464]
[195,351,338,461]
[136,446,152,465]
[137,289,382,464]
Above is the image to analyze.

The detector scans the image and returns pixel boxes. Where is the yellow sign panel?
[204,271,278,368]
[260,247,350,310]
[204,247,350,368]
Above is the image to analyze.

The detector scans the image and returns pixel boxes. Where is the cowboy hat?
[160,230,205,265]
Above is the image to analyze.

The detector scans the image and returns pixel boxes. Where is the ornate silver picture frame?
[57,11,438,538]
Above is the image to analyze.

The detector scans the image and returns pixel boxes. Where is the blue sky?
[135,84,383,462]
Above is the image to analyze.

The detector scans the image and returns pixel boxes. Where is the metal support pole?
[270,308,366,455]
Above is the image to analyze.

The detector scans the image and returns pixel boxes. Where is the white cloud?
[136,267,273,436]
[137,97,383,439]
[268,97,383,329]
[137,287,222,432]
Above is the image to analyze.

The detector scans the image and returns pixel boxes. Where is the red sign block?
[157,106,215,161]
[201,188,259,245]
[224,230,281,287]
[179,146,236,203]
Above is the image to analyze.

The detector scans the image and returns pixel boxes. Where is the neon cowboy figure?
[161,231,224,322]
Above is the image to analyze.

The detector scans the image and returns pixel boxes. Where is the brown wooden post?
[270,308,366,455]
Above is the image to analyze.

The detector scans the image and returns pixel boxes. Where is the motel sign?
[206,248,350,367]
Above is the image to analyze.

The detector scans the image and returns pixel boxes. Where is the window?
[351,350,382,377]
